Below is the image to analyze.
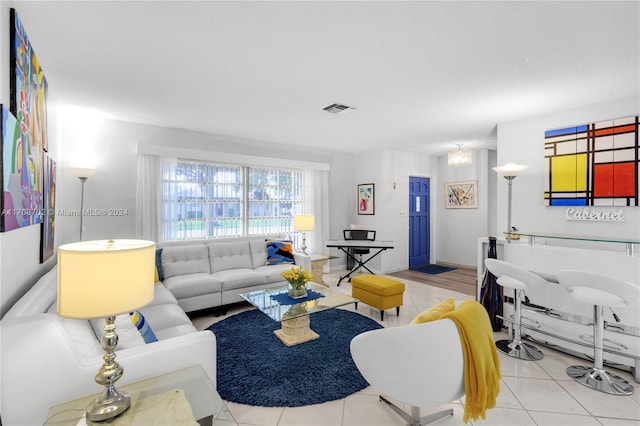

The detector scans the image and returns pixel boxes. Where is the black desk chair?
[344,229,376,276]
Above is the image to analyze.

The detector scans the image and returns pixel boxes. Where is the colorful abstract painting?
[1,105,44,232]
[357,183,375,215]
[10,8,48,152]
[40,153,56,262]
[544,115,639,206]
[445,180,478,209]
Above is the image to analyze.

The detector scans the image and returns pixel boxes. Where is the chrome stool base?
[496,339,544,361]
[567,365,634,396]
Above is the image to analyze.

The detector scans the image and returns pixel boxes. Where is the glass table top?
[240,282,357,322]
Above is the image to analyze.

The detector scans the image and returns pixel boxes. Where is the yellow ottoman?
[351,275,405,321]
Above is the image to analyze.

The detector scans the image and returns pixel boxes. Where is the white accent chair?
[556,270,639,395]
[350,318,465,425]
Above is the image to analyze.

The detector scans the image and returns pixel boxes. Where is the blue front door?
[409,176,430,269]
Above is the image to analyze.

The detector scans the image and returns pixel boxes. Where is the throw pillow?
[155,248,164,281]
[264,240,295,265]
[130,311,158,343]
[410,298,455,325]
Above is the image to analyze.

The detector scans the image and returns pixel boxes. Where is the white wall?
[436,149,491,267]
[337,148,437,273]
[496,95,640,246]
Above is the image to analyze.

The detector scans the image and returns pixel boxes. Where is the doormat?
[412,264,457,275]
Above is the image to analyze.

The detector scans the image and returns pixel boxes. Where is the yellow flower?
[281,266,313,290]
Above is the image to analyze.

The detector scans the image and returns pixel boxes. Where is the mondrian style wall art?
[544,115,639,207]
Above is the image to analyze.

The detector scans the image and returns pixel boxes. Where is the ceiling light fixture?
[448,144,472,166]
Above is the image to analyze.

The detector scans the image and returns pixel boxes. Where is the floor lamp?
[70,167,96,241]
[492,164,528,243]
[294,214,315,255]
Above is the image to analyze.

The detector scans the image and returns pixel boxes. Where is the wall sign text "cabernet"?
[565,207,624,222]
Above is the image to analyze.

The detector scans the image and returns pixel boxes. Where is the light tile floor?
[190,271,640,426]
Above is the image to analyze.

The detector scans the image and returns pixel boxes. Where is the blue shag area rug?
[412,264,457,275]
[206,308,382,407]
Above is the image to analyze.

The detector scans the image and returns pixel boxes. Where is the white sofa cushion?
[254,263,297,283]
[140,304,194,333]
[163,273,222,299]
[212,269,267,291]
[208,241,253,272]
[162,245,211,278]
[147,282,179,306]
[249,239,269,268]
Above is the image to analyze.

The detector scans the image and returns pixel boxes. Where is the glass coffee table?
[240,282,358,346]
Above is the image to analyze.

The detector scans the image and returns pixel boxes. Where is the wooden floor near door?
[390,265,477,297]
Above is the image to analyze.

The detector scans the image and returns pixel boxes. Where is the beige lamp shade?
[70,167,97,179]
[57,239,156,319]
[493,164,529,177]
[294,214,315,232]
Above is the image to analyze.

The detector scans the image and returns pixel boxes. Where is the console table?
[477,234,640,382]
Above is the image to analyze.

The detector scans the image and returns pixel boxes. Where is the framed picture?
[10,8,49,152]
[1,105,44,232]
[445,180,477,209]
[357,183,375,215]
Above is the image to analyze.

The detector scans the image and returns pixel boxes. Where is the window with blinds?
[162,160,305,241]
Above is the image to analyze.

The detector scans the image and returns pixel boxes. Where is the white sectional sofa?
[159,237,310,313]
[0,236,309,425]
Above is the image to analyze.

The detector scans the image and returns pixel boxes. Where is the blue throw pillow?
[155,248,164,281]
[265,240,295,265]
[130,311,158,343]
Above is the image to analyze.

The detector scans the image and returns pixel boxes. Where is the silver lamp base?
[87,386,131,421]
[567,365,634,396]
[496,339,544,361]
[87,316,132,421]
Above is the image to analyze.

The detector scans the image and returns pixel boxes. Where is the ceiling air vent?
[322,103,355,114]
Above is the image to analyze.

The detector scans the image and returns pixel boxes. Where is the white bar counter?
[477,234,640,382]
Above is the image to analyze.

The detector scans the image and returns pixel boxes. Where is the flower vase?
[288,283,308,299]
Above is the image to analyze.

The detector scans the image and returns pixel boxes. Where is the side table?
[45,365,236,425]
[310,254,338,287]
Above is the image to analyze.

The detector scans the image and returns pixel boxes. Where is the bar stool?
[485,259,548,360]
[556,270,639,396]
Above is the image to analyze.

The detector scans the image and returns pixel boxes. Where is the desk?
[45,366,236,425]
[326,240,394,286]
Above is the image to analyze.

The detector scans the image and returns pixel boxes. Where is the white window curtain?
[304,169,329,255]
[135,154,175,242]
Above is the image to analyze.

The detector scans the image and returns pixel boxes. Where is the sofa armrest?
[117,331,216,387]
[294,252,311,271]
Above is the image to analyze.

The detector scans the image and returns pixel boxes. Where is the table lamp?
[293,214,315,255]
[492,164,529,243]
[57,239,156,421]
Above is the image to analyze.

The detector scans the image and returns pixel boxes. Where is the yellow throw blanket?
[441,300,501,423]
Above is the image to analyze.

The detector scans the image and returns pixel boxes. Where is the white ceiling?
[11,1,640,155]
